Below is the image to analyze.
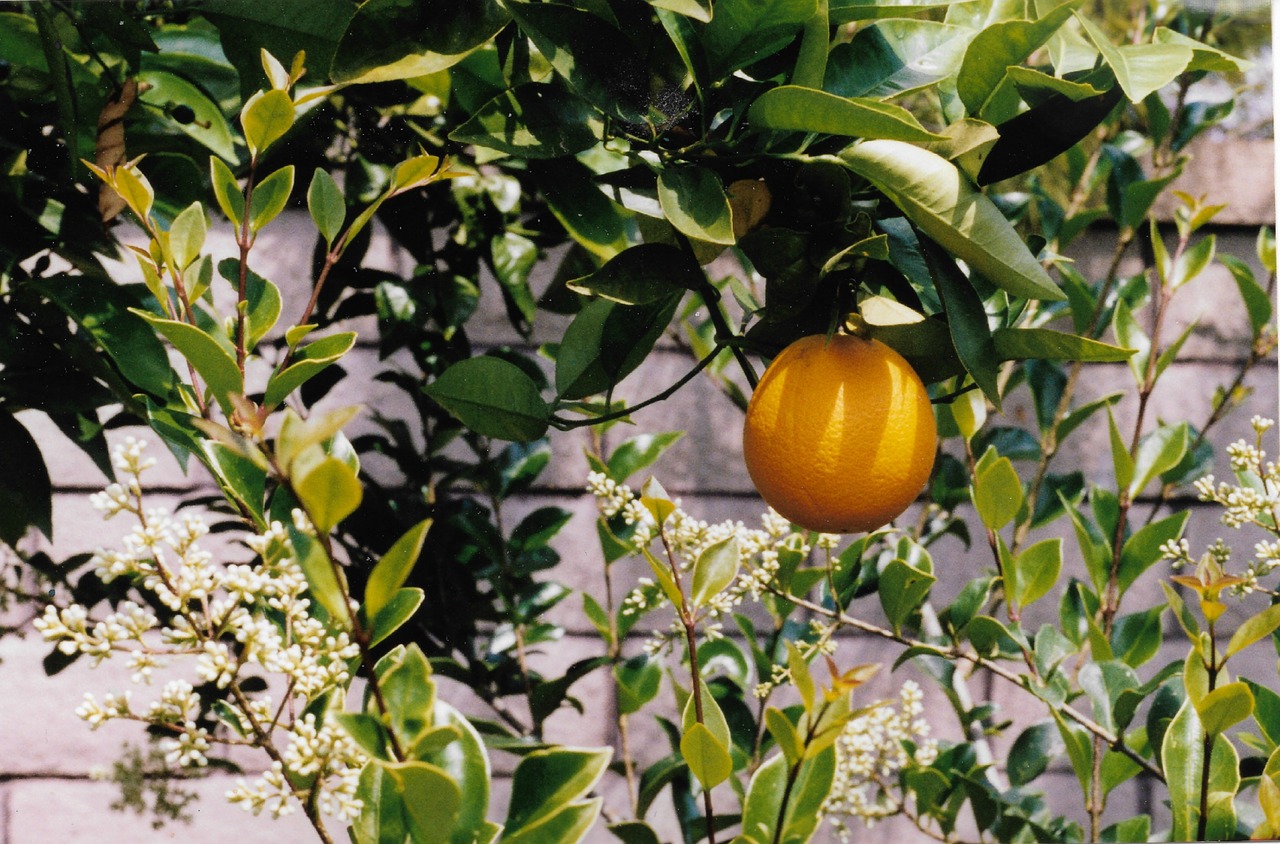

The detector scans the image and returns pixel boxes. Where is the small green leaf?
[336,712,391,760]
[878,556,936,632]
[241,88,295,159]
[1007,721,1062,786]
[366,519,431,618]
[680,722,732,788]
[216,259,281,351]
[1198,681,1255,736]
[249,165,295,232]
[1105,407,1135,494]
[765,707,804,765]
[168,202,207,270]
[691,536,740,607]
[788,641,816,711]
[956,0,1082,114]
[1221,254,1274,340]
[369,587,425,647]
[264,331,357,408]
[1012,537,1062,608]
[1110,606,1165,668]
[974,454,1023,531]
[1226,603,1280,659]
[295,456,362,533]
[658,166,735,246]
[749,85,945,142]
[290,526,348,622]
[1118,510,1189,592]
[605,432,685,483]
[1130,422,1188,498]
[307,168,345,248]
[615,655,663,715]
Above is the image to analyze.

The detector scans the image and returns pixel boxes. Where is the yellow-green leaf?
[296,456,362,533]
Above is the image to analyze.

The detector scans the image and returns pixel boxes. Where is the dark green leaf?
[426,356,550,441]
[615,655,663,715]
[504,747,611,836]
[992,327,1133,362]
[826,20,973,100]
[658,166,735,246]
[955,0,1082,114]
[568,244,703,306]
[264,332,356,407]
[1008,721,1062,785]
[1118,510,1188,593]
[451,81,603,159]
[332,0,507,83]
[307,168,345,248]
[701,0,817,79]
[555,295,681,400]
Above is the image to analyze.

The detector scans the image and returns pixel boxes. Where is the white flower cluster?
[1169,418,1280,595]
[35,438,367,823]
[821,680,939,837]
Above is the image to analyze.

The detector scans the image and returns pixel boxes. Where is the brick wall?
[0,137,1274,843]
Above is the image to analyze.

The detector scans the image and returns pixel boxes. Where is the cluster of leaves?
[0,1,1275,843]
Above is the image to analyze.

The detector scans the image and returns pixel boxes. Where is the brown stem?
[235,163,259,377]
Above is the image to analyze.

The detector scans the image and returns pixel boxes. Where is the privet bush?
[0,1,1275,842]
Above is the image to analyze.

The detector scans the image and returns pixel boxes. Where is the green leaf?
[295,456,362,533]
[841,140,1064,302]
[974,454,1023,530]
[554,295,681,401]
[1246,680,1280,748]
[336,712,392,760]
[1198,681,1255,737]
[451,81,603,159]
[956,0,1082,114]
[502,799,602,844]
[1129,422,1188,498]
[264,331,357,407]
[422,699,491,844]
[1105,407,1135,494]
[1112,299,1150,385]
[503,747,611,836]
[1118,510,1189,593]
[788,642,816,712]
[680,722,732,788]
[1221,254,1274,340]
[764,707,804,765]
[658,166,735,246]
[878,556,936,632]
[168,202,208,271]
[568,244,703,306]
[925,244,1003,407]
[353,763,408,844]
[1012,537,1062,608]
[1080,660,1139,733]
[1052,712,1094,794]
[826,20,973,100]
[249,165,294,232]
[490,232,539,332]
[1075,14,1193,103]
[136,68,238,161]
[369,587,425,647]
[1227,603,1280,659]
[607,821,662,844]
[702,0,817,79]
[290,526,348,622]
[216,259,281,351]
[646,0,712,21]
[0,411,52,543]
[1110,606,1165,668]
[748,86,945,142]
[202,441,267,525]
[332,0,506,83]
[307,168,345,249]
[1008,721,1062,785]
[385,761,461,844]
[131,311,243,416]
[606,432,685,483]
[366,519,431,619]
[1169,233,1215,290]
[615,655,663,715]
[424,356,549,442]
[241,88,294,159]
[691,536,740,607]
[533,159,631,260]
[992,328,1133,362]
[209,158,244,227]
[1163,698,1240,841]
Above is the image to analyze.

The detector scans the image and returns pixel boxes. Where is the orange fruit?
[742,333,937,533]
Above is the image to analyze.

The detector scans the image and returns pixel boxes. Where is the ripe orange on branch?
[742,333,937,534]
